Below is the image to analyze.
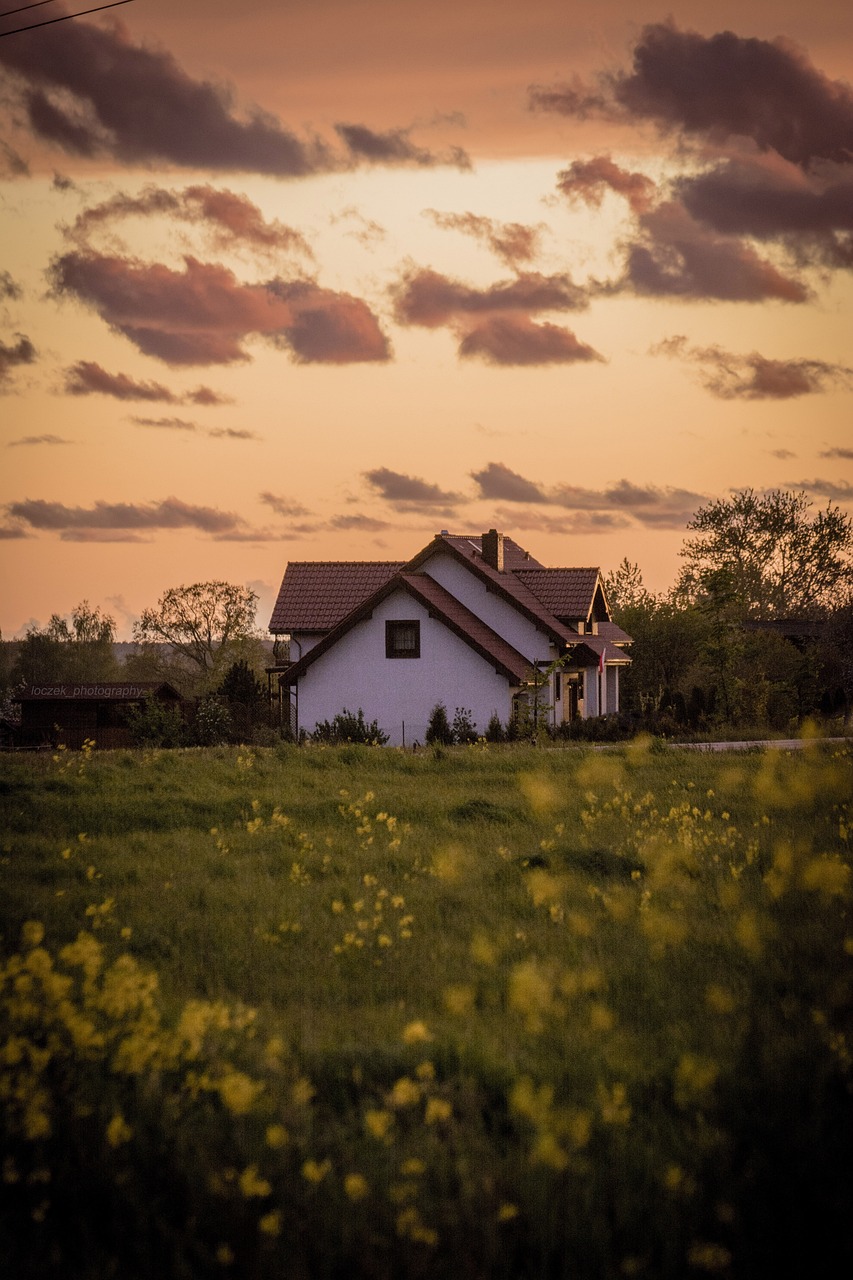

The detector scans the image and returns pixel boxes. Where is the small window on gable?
[386,620,420,659]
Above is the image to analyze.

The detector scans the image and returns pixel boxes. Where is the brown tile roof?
[436,533,544,569]
[514,568,602,621]
[269,561,402,633]
[596,620,633,646]
[279,572,550,686]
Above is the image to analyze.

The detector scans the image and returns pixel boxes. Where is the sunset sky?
[1,0,851,639]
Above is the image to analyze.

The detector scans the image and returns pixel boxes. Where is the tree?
[12,601,118,686]
[133,582,258,689]
[604,558,654,613]
[676,489,853,619]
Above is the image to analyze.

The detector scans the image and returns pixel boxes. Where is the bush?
[425,703,453,746]
[122,698,185,748]
[311,708,389,745]
[192,695,232,746]
[484,712,505,743]
[451,707,478,745]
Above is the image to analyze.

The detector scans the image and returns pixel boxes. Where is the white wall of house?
[294,589,515,745]
[420,552,554,663]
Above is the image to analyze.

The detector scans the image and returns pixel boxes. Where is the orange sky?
[1,0,851,637]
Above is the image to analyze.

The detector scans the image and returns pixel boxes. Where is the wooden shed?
[13,683,182,750]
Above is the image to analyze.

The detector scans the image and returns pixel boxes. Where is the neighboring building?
[268,530,631,745]
[13,682,182,750]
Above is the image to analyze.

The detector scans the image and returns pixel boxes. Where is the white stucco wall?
[420,552,553,663]
[295,589,515,745]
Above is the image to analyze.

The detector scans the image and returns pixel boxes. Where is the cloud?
[472,463,706,528]
[329,206,387,249]
[259,492,313,519]
[557,157,656,215]
[0,333,36,385]
[206,427,259,440]
[68,185,313,259]
[62,360,232,405]
[363,467,463,512]
[786,478,853,502]
[677,161,853,271]
[424,210,544,266]
[335,123,470,170]
[0,15,331,175]
[459,315,602,366]
[8,434,70,447]
[393,267,588,327]
[0,524,31,540]
[651,335,853,398]
[1,271,22,301]
[7,496,245,535]
[492,506,632,535]
[621,201,810,302]
[820,448,853,460]
[609,23,853,170]
[130,416,197,431]
[471,462,548,504]
[331,514,391,532]
[50,251,390,366]
[0,139,29,178]
[770,449,797,460]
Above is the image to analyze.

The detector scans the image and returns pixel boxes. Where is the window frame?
[385,619,421,659]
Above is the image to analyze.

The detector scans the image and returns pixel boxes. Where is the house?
[268,530,631,745]
[13,682,182,750]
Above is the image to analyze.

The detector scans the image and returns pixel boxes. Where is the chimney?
[482,528,504,572]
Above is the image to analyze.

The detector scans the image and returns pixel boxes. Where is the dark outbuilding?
[13,683,182,750]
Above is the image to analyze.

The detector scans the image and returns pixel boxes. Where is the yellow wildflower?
[106,1113,133,1147]
[21,921,45,948]
[424,1097,452,1125]
[402,1020,432,1045]
[265,1124,289,1149]
[344,1172,370,1201]
[239,1165,271,1198]
[498,1203,519,1222]
[301,1157,331,1184]
[388,1076,421,1108]
[258,1211,281,1236]
[364,1109,394,1140]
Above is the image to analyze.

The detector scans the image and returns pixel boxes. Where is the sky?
[1,0,852,639]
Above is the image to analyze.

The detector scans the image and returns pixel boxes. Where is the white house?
[268,530,631,745]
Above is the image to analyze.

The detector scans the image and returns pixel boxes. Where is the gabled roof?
[435,533,544,570]
[514,568,604,621]
[596,620,633,647]
[269,561,402,633]
[405,535,581,648]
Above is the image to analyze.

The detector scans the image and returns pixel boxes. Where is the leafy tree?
[604,558,654,613]
[122,698,185,748]
[12,601,118,686]
[133,582,258,692]
[676,489,853,618]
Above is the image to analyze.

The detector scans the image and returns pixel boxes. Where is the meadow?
[1,738,851,1279]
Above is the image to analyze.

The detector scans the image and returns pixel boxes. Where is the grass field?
[2,739,852,1278]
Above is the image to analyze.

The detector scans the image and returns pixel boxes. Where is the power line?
[0,0,135,37]
[1,2,65,18]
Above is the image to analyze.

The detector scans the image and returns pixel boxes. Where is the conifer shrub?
[425,703,453,745]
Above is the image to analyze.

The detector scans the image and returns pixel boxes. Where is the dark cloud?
[64,360,178,401]
[1,271,22,301]
[820,448,853,460]
[335,123,470,170]
[651,335,853,398]
[8,434,70,447]
[393,267,588,327]
[471,462,548,504]
[786,478,853,502]
[363,468,463,511]
[424,210,544,266]
[472,463,705,528]
[259,492,313,519]
[621,201,810,302]
[678,161,853,270]
[69,185,313,259]
[51,251,390,366]
[8,496,245,535]
[557,157,656,215]
[206,427,259,441]
[331,514,391,532]
[493,506,632,535]
[130,416,197,431]
[63,360,232,405]
[0,333,36,385]
[459,316,602,366]
[0,16,330,175]
[0,525,30,539]
[610,23,853,169]
[770,449,797,460]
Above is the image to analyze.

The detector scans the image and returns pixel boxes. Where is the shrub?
[122,698,185,748]
[311,708,389,745]
[451,706,478,745]
[484,712,505,743]
[192,695,232,746]
[425,703,453,746]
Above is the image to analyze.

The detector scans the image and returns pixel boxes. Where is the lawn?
[2,739,851,1278]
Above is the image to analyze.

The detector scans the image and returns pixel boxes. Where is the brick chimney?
[481,528,504,572]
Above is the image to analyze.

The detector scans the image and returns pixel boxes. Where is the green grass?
[2,739,852,1278]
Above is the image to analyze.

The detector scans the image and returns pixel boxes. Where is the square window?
[386,620,420,659]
